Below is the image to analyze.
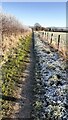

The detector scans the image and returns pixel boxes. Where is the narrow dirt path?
[16,44,35,118]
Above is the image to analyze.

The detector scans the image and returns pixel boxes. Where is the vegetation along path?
[1,32,67,120]
[10,33,35,119]
[1,34,34,119]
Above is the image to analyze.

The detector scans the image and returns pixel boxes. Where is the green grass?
[0,34,32,117]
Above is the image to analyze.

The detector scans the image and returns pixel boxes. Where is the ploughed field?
[32,33,67,120]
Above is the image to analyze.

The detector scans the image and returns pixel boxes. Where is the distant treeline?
[32,27,68,33]
[30,23,68,33]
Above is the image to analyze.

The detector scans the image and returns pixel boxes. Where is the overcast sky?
[2,2,66,27]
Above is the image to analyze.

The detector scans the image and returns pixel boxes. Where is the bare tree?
[0,12,31,36]
[0,12,31,55]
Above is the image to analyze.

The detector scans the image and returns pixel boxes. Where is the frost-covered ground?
[33,33,68,120]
